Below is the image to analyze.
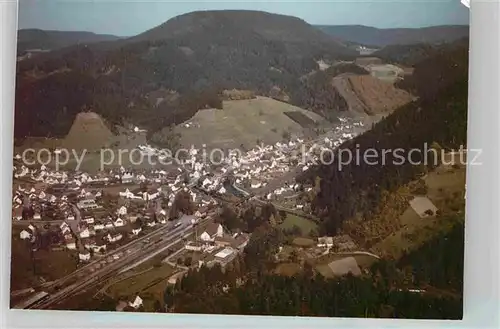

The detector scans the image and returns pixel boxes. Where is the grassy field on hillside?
[106,264,176,300]
[174,96,327,150]
[369,158,466,260]
[10,228,77,292]
[280,214,318,235]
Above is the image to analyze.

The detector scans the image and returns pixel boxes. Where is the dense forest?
[324,62,370,76]
[373,37,468,70]
[162,218,463,318]
[15,10,357,139]
[396,40,469,98]
[373,43,439,66]
[297,44,468,235]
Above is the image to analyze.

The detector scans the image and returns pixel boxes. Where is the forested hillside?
[15,10,357,139]
[373,43,438,66]
[396,41,469,99]
[373,37,468,69]
[297,45,468,235]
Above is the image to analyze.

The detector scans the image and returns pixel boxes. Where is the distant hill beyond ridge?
[316,25,469,47]
[17,29,121,54]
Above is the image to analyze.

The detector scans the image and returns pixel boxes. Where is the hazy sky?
[18,0,469,37]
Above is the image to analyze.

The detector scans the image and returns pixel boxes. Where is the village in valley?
[9,59,467,313]
[9,3,471,316]
[10,115,377,311]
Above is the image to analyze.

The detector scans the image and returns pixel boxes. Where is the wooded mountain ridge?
[15,11,468,141]
[15,10,357,139]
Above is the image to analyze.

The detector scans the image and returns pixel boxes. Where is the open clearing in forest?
[175,96,327,150]
[369,153,466,260]
[280,214,318,235]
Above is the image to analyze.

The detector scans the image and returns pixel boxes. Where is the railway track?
[39,222,175,291]
[29,217,212,309]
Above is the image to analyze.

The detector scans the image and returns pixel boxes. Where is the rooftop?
[214,247,235,259]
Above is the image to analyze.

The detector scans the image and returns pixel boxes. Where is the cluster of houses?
[13,162,121,186]
[14,153,212,246]
[182,222,250,269]
[58,209,128,261]
[58,199,186,262]
[12,114,366,272]
[12,182,153,263]
[13,179,213,265]
[105,129,361,206]
[190,122,361,206]
[11,185,79,222]
[13,159,189,194]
